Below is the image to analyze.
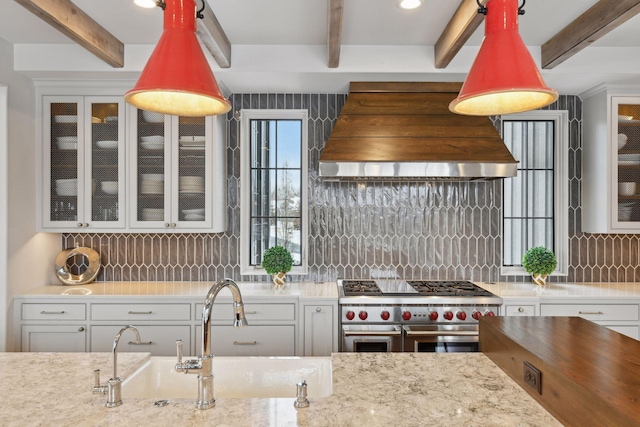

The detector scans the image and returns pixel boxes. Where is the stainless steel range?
[338,279,502,353]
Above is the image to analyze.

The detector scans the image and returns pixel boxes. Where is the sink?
[122,356,333,399]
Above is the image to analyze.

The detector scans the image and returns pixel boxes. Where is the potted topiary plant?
[261,246,294,287]
[522,246,557,286]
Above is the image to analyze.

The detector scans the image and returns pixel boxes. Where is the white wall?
[0,38,60,351]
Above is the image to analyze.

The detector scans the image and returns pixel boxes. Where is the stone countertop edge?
[15,281,339,299]
[477,281,640,299]
[0,352,561,427]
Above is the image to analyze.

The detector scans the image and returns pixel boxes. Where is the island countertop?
[0,352,560,426]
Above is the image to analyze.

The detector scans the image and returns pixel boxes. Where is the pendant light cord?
[476,0,525,15]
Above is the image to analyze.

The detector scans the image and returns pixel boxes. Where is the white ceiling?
[2,0,640,95]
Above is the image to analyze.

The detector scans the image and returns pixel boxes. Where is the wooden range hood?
[318,82,518,180]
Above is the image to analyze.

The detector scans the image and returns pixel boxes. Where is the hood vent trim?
[319,82,518,181]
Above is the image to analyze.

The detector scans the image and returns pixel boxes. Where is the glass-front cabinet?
[583,89,640,233]
[129,109,226,231]
[42,96,125,230]
[614,98,640,227]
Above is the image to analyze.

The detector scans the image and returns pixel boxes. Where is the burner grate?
[341,280,382,296]
[406,280,494,297]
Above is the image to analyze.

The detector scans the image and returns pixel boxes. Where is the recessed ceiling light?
[398,0,422,10]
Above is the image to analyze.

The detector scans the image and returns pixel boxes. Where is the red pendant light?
[125,0,231,117]
[449,0,558,116]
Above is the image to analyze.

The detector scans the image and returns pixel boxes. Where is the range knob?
[380,310,390,321]
[456,311,467,321]
[429,311,438,321]
[472,311,482,320]
[484,310,496,317]
[345,311,355,321]
[359,311,368,321]
[402,311,412,321]
[444,311,454,321]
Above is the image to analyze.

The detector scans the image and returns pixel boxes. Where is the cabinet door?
[129,107,172,228]
[612,97,640,229]
[171,116,212,229]
[91,325,191,356]
[303,305,334,356]
[43,96,85,229]
[84,97,126,229]
[22,325,86,352]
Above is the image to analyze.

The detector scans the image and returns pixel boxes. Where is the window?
[240,109,308,275]
[501,110,568,276]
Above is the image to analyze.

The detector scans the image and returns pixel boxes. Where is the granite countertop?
[0,352,560,426]
[16,281,338,300]
[478,281,640,300]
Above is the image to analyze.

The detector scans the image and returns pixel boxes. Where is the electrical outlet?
[523,361,542,395]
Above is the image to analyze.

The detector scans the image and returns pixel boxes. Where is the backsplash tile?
[64,94,640,283]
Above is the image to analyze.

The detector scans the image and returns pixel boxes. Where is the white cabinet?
[302,304,336,356]
[91,325,191,356]
[128,109,226,232]
[540,303,640,339]
[504,304,536,316]
[583,87,640,232]
[21,325,87,352]
[41,96,126,231]
[195,325,295,356]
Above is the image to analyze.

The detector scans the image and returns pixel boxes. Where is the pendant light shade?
[449,0,558,116]
[125,0,231,117]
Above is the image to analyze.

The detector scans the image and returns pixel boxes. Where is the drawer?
[196,325,295,356]
[91,304,191,321]
[22,303,86,321]
[504,305,536,316]
[91,325,191,357]
[540,304,639,321]
[604,325,639,340]
[196,303,296,322]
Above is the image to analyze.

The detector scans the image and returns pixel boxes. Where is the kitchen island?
[0,351,560,426]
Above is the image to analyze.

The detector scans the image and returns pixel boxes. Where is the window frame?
[500,110,569,277]
[239,109,309,276]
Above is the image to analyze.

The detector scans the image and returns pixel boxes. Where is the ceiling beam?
[327,0,344,68]
[434,0,486,69]
[196,1,231,68]
[14,0,124,68]
[542,0,640,69]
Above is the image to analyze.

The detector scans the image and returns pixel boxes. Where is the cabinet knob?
[164,223,170,228]
[518,307,524,312]
[78,327,85,332]
[316,307,322,312]
[77,222,83,228]
[171,223,177,228]
[84,223,89,228]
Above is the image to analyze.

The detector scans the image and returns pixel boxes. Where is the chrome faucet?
[93,325,143,408]
[175,278,248,410]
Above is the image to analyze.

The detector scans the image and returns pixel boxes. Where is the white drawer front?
[91,325,191,356]
[504,305,536,316]
[604,325,639,340]
[196,325,295,356]
[196,303,296,322]
[540,304,639,321]
[92,304,191,321]
[22,303,86,320]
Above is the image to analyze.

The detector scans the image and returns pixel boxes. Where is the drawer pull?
[244,311,257,315]
[40,310,66,315]
[578,311,604,315]
[128,340,154,345]
[128,311,153,315]
[233,341,257,345]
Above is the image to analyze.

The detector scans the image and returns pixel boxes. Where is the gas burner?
[406,280,494,297]
[341,280,382,296]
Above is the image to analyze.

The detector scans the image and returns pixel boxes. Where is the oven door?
[403,325,479,353]
[341,325,403,352]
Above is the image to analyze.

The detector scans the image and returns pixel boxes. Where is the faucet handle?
[93,369,107,394]
[176,340,183,364]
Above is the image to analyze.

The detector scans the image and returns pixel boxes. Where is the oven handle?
[404,330,478,337]
[343,330,402,337]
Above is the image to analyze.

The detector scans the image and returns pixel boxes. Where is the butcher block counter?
[480,316,640,427]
